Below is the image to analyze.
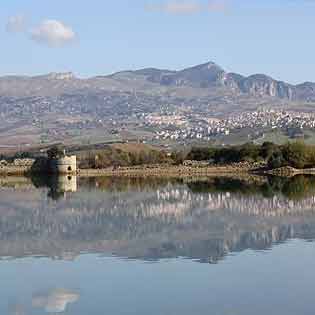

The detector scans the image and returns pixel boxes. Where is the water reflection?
[30,174,77,200]
[0,175,314,263]
[8,289,79,315]
[8,304,25,315]
[32,289,79,313]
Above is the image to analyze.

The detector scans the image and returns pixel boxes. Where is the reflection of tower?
[56,175,77,193]
[49,175,77,200]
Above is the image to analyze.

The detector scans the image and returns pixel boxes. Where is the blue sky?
[2,0,315,83]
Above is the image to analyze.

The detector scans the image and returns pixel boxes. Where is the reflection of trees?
[30,174,77,200]
[282,176,315,200]
[262,175,315,200]
[80,176,182,192]
[188,178,263,195]
[188,175,315,201]
[28,174,315,202]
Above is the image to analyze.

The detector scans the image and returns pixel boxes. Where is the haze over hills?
[1,61,315,149]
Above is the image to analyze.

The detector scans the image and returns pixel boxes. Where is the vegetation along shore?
[1,141,315,178]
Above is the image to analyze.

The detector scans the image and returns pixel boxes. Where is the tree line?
[78,146,172,169]
[3,141,315,170]
[187,141,315,169]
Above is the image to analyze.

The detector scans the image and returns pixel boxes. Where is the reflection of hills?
[0,176,315,263]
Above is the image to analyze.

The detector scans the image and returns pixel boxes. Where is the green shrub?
[281,142,310,169]
[261,142,279,159]
[186,147,217,161]
[239,143,261,161]
[47,146,65,159]
[268,150,285,169]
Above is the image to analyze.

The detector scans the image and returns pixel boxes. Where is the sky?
[1,0,315,83]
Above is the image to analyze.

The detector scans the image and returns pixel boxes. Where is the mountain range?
[113,62,315,101]
[1,61,315,101]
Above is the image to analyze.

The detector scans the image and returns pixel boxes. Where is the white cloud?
[6,14,27,33]
[146,0,227,14]
[30,20,76,47]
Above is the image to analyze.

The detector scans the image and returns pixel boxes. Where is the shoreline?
[76,165,256,179]
[1,164,315,179]
[0,164,258,179]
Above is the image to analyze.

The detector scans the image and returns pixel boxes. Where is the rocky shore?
[77,162,262,179]
[1,160,315,179]
[261,166,315,177]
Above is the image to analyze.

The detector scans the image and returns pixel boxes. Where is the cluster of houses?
[146,109,315,141]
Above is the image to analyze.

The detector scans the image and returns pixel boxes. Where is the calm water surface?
[1,175,315,315]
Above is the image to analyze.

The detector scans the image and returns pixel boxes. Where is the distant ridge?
[0,61,315,101]
[110,61,314,101]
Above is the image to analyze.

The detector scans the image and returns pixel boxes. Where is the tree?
[47,146,65,159]
[261,142,278,159]
[281,142,308,169]
[171,151,186,165]
[187,147,216,161]
[239,143,261,162]
[268,150,285,169]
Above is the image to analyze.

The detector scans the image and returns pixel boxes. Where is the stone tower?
[50,155,77,174]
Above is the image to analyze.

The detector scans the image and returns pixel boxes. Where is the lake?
[1,175,315,315]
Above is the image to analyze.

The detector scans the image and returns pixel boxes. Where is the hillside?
[1,62,315,100]
[1,61,315,149]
